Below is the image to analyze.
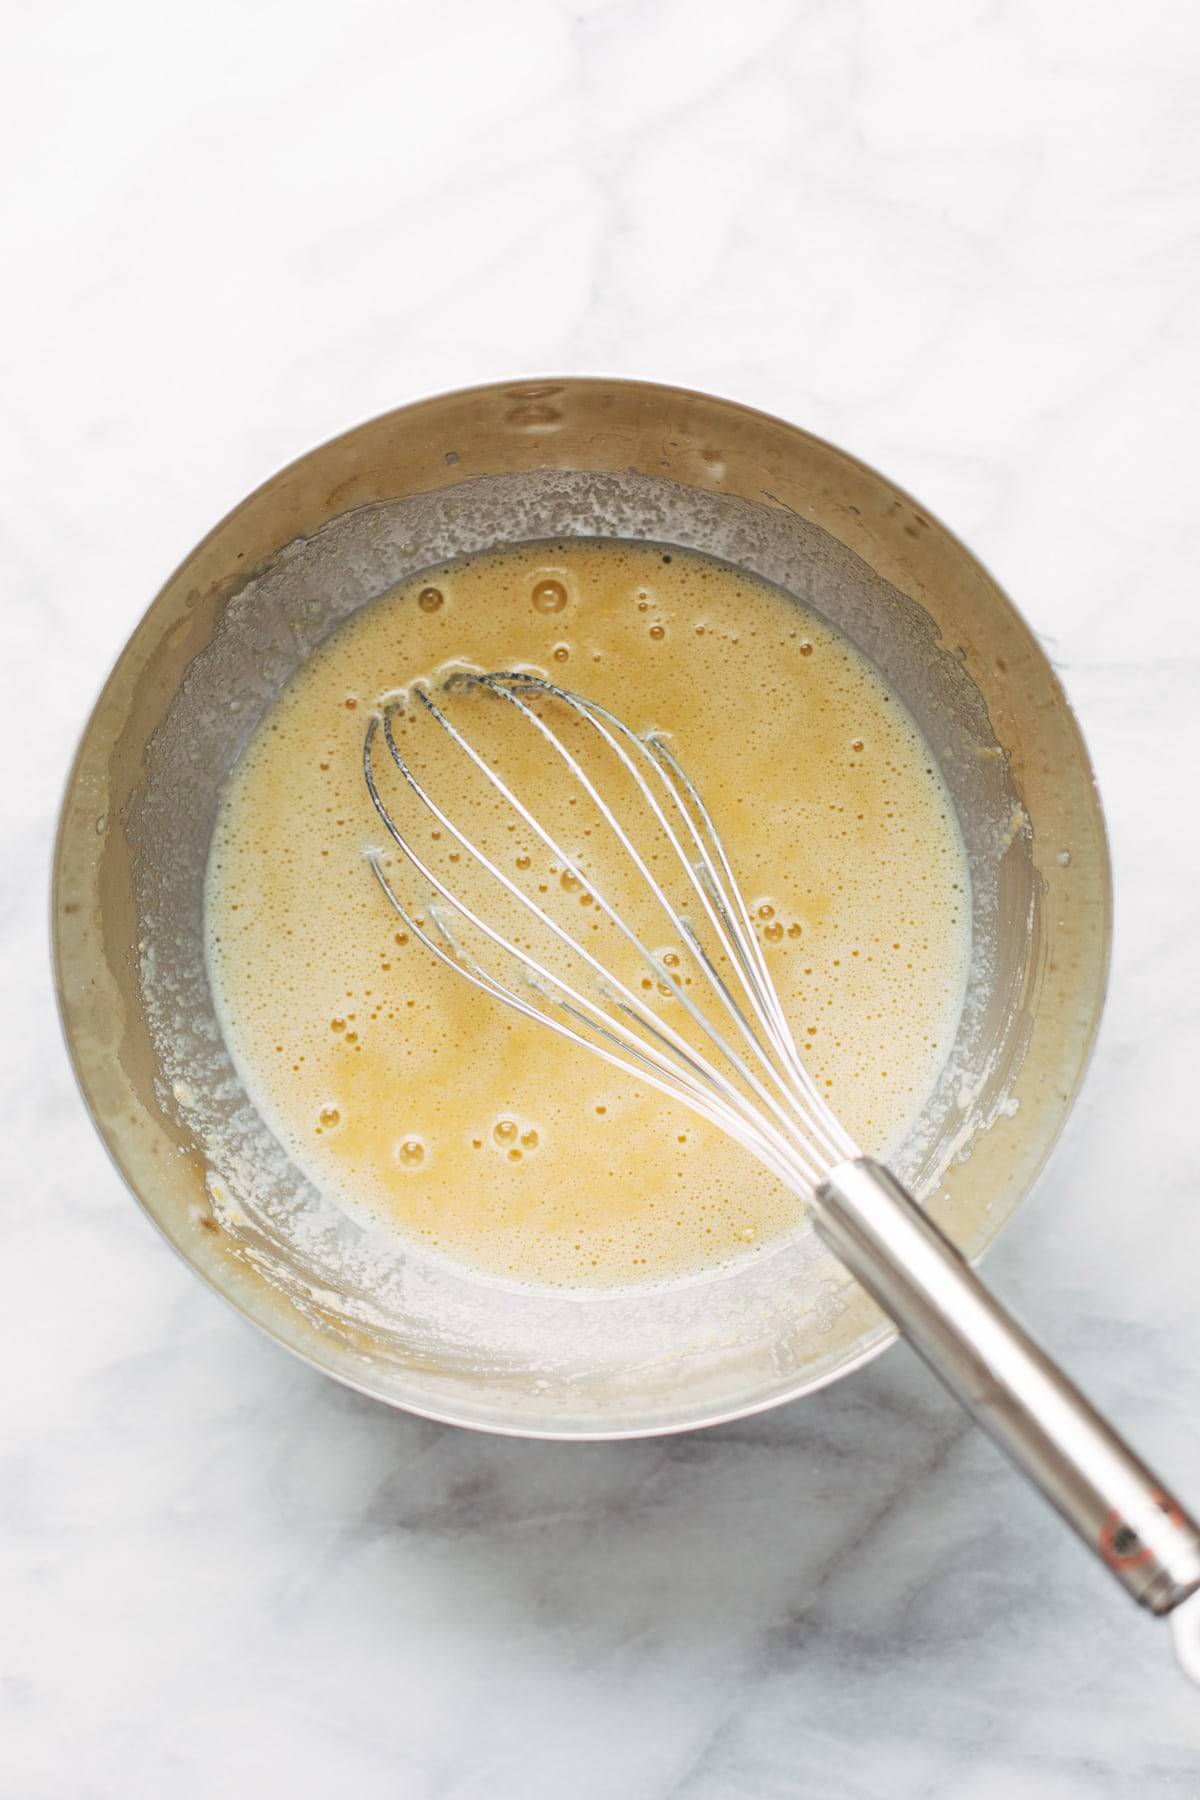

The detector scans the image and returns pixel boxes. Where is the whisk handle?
[817,1158,1200,1623]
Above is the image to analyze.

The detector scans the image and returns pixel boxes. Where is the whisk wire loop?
[463,675,851,1166]
[363,671,858,1195]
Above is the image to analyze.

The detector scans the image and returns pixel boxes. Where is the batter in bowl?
[205,540,970,1289]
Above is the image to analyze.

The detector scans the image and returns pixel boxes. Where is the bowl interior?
[54,381,1110,1435]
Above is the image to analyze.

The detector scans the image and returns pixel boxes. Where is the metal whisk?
[364,668,1200,1677]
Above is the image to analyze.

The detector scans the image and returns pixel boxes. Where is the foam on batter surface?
[205,540,970,1288]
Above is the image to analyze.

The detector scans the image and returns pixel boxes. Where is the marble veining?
[5,0,1200,1793]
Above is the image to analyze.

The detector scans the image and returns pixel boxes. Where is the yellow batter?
[205,541,969,1288]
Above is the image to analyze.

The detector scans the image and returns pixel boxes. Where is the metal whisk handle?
[818,1159,1200,1618]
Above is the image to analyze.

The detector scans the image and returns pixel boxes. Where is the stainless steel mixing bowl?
[52,377,1110,1436]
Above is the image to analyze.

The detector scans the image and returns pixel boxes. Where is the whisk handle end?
[817,1157,1200,1637]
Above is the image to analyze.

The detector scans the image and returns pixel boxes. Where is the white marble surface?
[5,0,1200,1793]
